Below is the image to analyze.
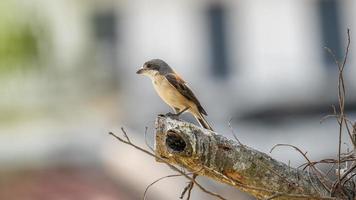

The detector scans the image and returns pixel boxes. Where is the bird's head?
[136,59,174,78]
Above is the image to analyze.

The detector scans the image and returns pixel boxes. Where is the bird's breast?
[152,75,189,109]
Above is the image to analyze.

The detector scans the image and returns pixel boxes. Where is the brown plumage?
[165,73,207,116]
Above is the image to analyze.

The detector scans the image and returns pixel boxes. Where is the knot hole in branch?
[166,130,186,152]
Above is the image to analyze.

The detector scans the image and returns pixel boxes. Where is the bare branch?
[155,116,339,199]
[228,118,244,146]
[180,173,197,200]
[144,127,155,152]
[143,174,182,200]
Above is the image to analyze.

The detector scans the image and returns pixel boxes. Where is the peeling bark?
[154,115,335,200]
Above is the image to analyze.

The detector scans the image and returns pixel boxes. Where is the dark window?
[91,10,119,87]
[207,4,230,79]
[318,0,342,68]
[92,11,117,42]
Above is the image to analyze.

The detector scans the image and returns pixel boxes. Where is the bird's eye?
[146,64,151,68]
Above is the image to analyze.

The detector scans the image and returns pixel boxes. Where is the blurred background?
[1,0,356,199]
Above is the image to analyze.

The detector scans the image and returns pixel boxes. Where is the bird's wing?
[165,73,208,116]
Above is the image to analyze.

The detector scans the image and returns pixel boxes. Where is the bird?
[136,59,213,131]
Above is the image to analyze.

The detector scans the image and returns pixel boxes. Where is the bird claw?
[165,112,180,119]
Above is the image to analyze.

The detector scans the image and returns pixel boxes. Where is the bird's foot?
[162,107,189,119]
[165,112,180,120]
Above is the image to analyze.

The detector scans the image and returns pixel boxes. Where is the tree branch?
[155,115,341,200]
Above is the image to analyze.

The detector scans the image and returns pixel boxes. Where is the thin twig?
[270,144,312,164]
[228,118,244,146]
[121,127,131,143]
[328,29,353,196]
[270,144,332,191]
[180,173,198,200]
[144,127,154,152]
[143,174,183,200]
[337,29,351,182]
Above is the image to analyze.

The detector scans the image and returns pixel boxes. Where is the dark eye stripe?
[146,64,159,70]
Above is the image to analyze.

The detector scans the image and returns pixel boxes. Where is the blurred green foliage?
[0,26,38,67]
[0,0,40,73]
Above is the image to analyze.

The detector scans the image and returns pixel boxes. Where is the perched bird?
[136,59,213,131]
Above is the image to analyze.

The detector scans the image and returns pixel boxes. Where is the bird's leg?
[176,107,189,116]
[165,107,189,119]
[164,108,179,117]
[174,107,181,114]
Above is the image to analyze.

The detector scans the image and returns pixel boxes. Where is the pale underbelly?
[153,78,191,110]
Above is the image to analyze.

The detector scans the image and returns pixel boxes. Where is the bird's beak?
[136,67,145,74]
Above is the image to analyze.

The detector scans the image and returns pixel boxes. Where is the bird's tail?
[194,112,214,131]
